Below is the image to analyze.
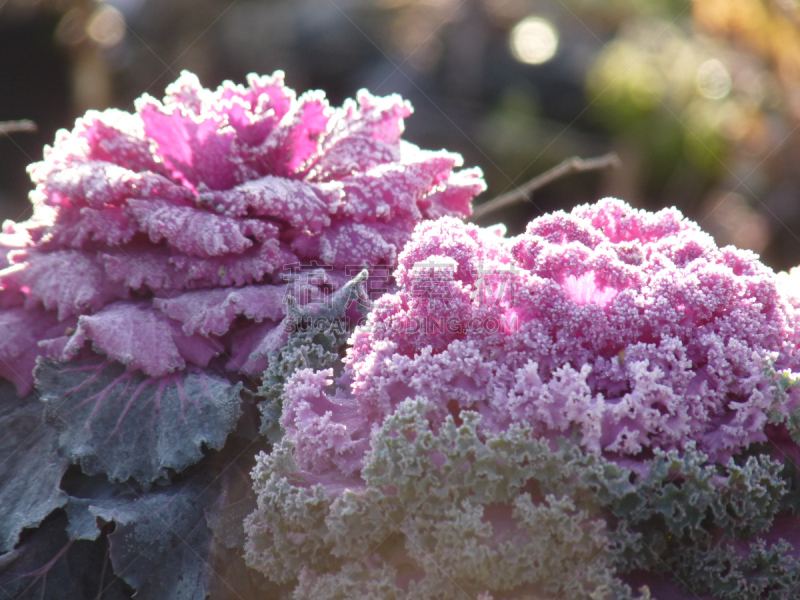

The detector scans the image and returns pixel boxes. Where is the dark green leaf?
[92,474,216,600]
[0,514,130,600]
[0,380,68,552]
[36,359,242,485]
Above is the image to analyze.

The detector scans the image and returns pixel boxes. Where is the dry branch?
[0,120,37,136]
[468,152,621,223]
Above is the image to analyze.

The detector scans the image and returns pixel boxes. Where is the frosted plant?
[0,70,484,395]
[247,199,800,599]
[0,71,484,599]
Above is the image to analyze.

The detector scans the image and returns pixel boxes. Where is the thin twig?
[0,120,37,136]
[468,152,621,223]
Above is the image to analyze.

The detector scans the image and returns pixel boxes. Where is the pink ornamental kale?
[0,71,485,395]
[275,198,800,471]
[246,198,800,598]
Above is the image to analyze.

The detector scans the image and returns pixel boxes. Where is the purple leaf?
[71,474,215,600]
[62,301,222,377]
[292,218,413,268]
[419,166,487,219]
[167,241,297,288]
[310,90,411,179]
[252,91,330,177]
[227,320,286,375]
[0,250,129,320]
[139,85,249,191]
[336,157,458,223]
[45,108,165,174]
[153,283,298,337]
[0,222,32,270]
[101,241,297,292]
[38,205,139,250]
[99,246,192,292]
[0,306,71,395]
[29,160,193,209]
[199,175,340,233]
[36,358,242,484]
[127,198,280,258]
[221,72,294,146]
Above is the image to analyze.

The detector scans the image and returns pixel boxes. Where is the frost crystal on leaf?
[36,359,243,485]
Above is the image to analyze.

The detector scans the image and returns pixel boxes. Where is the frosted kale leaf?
[248,396,798,598]
[247,398,650,599]
[36,358,242,485]
[60,301,224,377]
[296,198,800,473]
[65,473,217,600]
[669,539,800,599]
[0,380,68,552]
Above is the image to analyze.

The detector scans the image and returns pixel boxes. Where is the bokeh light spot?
[510,16,558,65]
[86,5,126,48]
[696,59,732,99]
[55,8,88,46]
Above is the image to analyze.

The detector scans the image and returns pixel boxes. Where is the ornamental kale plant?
[246,199,800,599]
[0,71,484,599]
[0,69,484,396]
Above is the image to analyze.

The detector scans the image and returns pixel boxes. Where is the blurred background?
[2,0,800,269]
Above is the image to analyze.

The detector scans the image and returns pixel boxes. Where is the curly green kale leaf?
[257,270,370,442]
[247,398,650,600]
[247,393,800,599]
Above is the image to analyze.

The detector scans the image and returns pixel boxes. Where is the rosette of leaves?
[0,71,485,599]
[0,69,485,397]
[247,199,800,598]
